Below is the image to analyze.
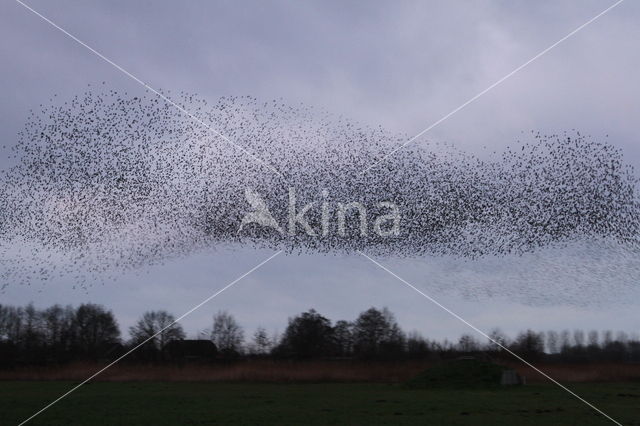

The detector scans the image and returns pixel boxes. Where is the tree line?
[1,303,639,366]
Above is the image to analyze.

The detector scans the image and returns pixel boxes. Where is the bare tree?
[616,331,629,344]
[511,330,544,356]
[458,334,480,352]
[587,330,599,348]
[559,330,571,351]
[333,320,354,356]
[275,309,333,358]
[0,305,8,341]
[129,310,184,349]
[546,330,559,354]
[41,304,75,349]
[210,310,244,355]
[73,303,120,357]
[353,307,404,358]
[0,305,23,343]
[488,328,508,351]
[248,327,271,355]
[22,303,43,350]
[406,331,430,358]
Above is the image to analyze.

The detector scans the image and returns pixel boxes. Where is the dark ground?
[2,381,639,425]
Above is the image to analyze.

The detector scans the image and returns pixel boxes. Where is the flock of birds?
[0,88,639,290]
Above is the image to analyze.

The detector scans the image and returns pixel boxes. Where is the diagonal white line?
[18,250,282,426]
[15,0,285,179]
[361,0,624,174]
[357,250,623,426]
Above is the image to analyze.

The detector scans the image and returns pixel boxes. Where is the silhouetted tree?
[353,307,404,359]
[129,310,184,354]
[488,328,509,351]
[559,330,571,352]
[602,339,627,361]
[0,305,12,341]
[210,311,244,357]
[22,303,43,352]
[277,309,334,358]
[628,340,640,362]
[2,302,640,367]
[406,331,430,358]
[0,305,24,344]
[333,320,354,356]
[587,330,599,348]
[248,327,271,355]
[546,330,559,354]
[73,304,120,359]
[458,334,481,352]
[510,330,544,359]
[616,331,629,344]
[41,304,75,360]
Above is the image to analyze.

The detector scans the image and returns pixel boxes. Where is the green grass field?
[1,381,639,425]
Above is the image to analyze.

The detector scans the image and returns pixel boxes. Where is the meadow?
[2,381,639,425]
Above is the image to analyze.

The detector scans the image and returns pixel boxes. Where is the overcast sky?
[1,0,639,342]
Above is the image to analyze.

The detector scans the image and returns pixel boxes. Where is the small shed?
[500,369,526,385]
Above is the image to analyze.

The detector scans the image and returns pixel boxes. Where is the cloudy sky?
[1,0,639,342]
